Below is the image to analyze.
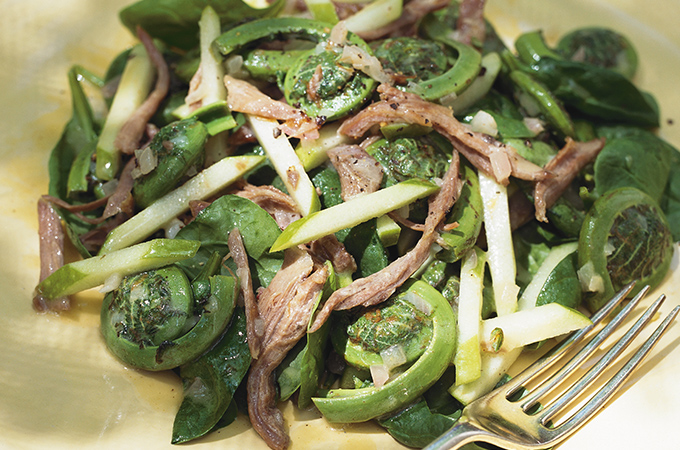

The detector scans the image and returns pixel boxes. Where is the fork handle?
[424,417,497,450]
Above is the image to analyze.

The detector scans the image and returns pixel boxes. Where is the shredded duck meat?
[456,0,487,45]
[247,248,329,450]
[305,234,357,275]
[228,228,263,359]
[310,150,462,332]
[224,75,320,140]
[102,157,136,219]
[115,27,170,155]
[327,144,383,201]
[234,182,302,230]
[338,84,549,186]
[534,137,606,221]
[34,198,69,312]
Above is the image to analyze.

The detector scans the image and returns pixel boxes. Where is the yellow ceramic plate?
[1,0,678,449]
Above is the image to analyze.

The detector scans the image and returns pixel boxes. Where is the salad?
[31,0,679,449]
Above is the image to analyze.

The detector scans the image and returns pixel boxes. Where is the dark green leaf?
[593,135,672,203]
[536,252,582,309]
[529,58,659,126]
[175,195,283,286]
[172,307,251,443]
[119,0,285,50]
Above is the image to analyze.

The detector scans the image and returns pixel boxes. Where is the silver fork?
[426,283,679,450]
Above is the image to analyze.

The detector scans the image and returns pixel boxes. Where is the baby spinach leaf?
[49,66,99,201]
[528,58,659,127]
[593,135,672,203]
[277,340,305,401]
[119,0,285,50]
[172,307,251,444]
[175,195,283,286]
[378,399,459,448]
[536,252,582,309]
[341,219,389,278]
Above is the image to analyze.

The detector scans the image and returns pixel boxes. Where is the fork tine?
[539,293,669,424]
[551,304,679,437]
[518,285,650,411]
[505,282,637,399]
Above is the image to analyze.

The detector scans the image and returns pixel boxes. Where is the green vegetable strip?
[478,171,519,317]
[96,43,156,181]
[100,155,264,253]
[343,0,402,34]
[247,115,320,216]
[418,14,482,101]
[214,17,331,57]
[454,247,486,386]
[453,242,582,403]
[270,179,440,252]
[442,52,501,112]
[514,30,563,65]
[510,70,575,137]
[451,347,521,404]
[35,239,200,300]
[304,0,339,24]
[295,122,354,171]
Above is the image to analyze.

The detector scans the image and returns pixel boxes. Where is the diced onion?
[523,117,545,135]
[329,21,348,46]
[577,260,605,293]
[488,150,512,182]
[380,344,407,370]
[225,54,249,79]
[339,45,392,83]
[469,110,498,137]
[370,364,390,388]
[99,179,119,197]
[403,291,433,315]
[604,240,616,256]
[164,218,184,239]
[99,272,123,293]
[135,146,158,175]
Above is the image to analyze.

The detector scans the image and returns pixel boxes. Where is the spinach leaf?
[172,307,251,444]
[119,0,285,50]
[536,252,582,309]
[48,66,106,257]
[529,58,659,127]
[49,66,99,201]
[341,219,389,278]
[378,399,459,448]
[311,166,344,209]
[277,340,305,401]
[593,135,672,203]
[175,195,283,286]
